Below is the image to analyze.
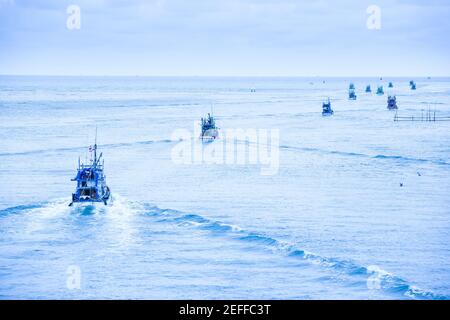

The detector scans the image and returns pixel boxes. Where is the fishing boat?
[69,134,111,206]
[388,82,394,88]
[322,99,334,116]
[376,86,384,95]
[200,113,219,140]
[387,96,398,110]
[365,85,372,93]
[349,88,357,100]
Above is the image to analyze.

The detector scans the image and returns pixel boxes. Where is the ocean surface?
[0,76,449,299]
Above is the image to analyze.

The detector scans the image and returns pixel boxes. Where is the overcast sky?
[0,0,449,76]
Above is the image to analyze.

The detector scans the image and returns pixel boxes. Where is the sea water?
[0,76,449,299]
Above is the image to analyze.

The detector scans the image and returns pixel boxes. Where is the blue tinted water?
[0,76,449,299]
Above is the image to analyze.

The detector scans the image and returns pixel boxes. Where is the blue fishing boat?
[387,95,398,110]
[200,113,219,140]
[322,99,334,116]
[365,85,372,93]
[69,134,111,206]
[349,88,357,100]
[376,85,384,95]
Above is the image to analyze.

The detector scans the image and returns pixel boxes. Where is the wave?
[279,144,450,166]
[0,139,177,157]
[0,195,142,229]
[0,199,73,226]
[142,204,447,300]
[229,138,449,166]
[0,203,44,216]
[1,199,446,299]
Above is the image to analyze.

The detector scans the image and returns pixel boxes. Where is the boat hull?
[201,128,219,140]
[70,186,111,206]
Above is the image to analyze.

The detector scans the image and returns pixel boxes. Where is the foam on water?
[2,200,440,299]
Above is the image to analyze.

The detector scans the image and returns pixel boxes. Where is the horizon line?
[0,74,447,78]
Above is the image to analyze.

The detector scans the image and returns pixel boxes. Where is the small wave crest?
[0,139,176,158]
[0,204,43,216]
[0,199,71,219]
[280,144,450,166]
[0,194,140,219]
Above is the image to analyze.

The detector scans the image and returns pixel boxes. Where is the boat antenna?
[94,126,98,166]
[85,130,89,165]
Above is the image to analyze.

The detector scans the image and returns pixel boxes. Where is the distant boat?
[349,88,357,100]
[69,133,111,206]
[376,86,384,95]
[388,82,394,88]
[387,96,398,110]
[200,113,219,140]
[322,99,334,116]
[365,85,372,93]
